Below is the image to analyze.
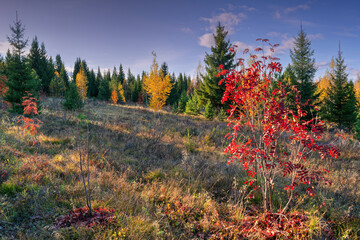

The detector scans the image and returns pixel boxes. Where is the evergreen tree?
[5,15,38,113]
[118,64,125,84]
[185,94,200,115]
[160,62,168,77]
[72,58,82,82]
[177,91,189,113]
[49,71,66,97]
[63,82,83,110]
[98,70,111,101]
[290,25,317,117]
[87,69,98,98]
[59,64,69,89]
[196,22,235,109]
[323,46,357,129]
[204,100,215,120]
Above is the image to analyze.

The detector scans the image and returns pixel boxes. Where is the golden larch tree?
[118,82,125,103]
[354,75,360,104]
[143,55,173,113]
[316,58,335,103]
[76,65,88,102]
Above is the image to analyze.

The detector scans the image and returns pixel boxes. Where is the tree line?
[0,17,359,131]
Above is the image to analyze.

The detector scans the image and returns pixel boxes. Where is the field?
[0,98,359,239]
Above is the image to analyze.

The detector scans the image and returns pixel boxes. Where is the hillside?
[0,98,359,239]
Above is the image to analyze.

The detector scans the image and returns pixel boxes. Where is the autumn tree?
[221,39,339,213]
[118,82,125,103]
[143,54,173,113]
[354,75,360,105]
[76,64,88,102]
[316,58,335,104]
[49,71,66,97]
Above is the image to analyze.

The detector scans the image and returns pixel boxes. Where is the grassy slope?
[0,97,359,239]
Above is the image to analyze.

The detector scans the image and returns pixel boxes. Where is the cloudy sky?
[0,0,359,80]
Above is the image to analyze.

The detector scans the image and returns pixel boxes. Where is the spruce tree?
[290,25,317,117]
[63,82,83,110]
[204,100,215,120]
[98,70,111,101]
[196,22,235,109]
[5,15,38,113]
[323,45,357,129]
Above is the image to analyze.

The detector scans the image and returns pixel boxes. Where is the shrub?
[220,39,339,213]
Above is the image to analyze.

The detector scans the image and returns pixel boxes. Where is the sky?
[0,0,360,80]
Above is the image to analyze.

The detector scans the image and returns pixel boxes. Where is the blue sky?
[0,0,359,80]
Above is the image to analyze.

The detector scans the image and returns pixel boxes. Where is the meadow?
[0,97,359,239]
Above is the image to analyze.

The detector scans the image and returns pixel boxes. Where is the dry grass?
[0,97,359,239]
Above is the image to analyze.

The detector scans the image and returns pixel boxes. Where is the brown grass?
[0,97,359,239]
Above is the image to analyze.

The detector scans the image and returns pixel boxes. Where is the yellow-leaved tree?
[354,75,360,104]
[76,64,88,102]
[143,54,173,113]
[316,58,335,102]
[118,82,125,103]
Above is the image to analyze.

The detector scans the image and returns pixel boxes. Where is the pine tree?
[204,100,215,120]
[118,64,125,85]
[87,69,97,98]
[5,14,38,113]
[290,25,317,117]
[185,94,200,115]
[49,71,66,97]
[323,45,357,129]
[63,82,83,110]
[177,91,189,113]
[196,22,235,109]
[98,70,111,101]
[28,39,54,94]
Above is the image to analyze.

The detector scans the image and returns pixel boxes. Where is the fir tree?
[196,22,235,109]
[290,25,317,117]
[98,70,111,101]
[177,91,189,113]
[118,64,125,84]
[49,71,66,97]
[63,82,83,110]
[185,94,200,115]
[204,100,215,120]
[323,45,357,129]
[5,14,38,113]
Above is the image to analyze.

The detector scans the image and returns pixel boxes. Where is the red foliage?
[219,39,340,212]
[17,92,42,145]
[55,207,116,228]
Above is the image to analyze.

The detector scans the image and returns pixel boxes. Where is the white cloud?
[267,32,281,37]
[201,12,246,34]
[198,33,215,48]
[284,4,310,14]
[349,67,360,80]
[227,4,255,12]
[232,41,255,52]
[275,37,295,55]
[180,27,192,34]
[315,61,330,70]
[308,33,325,40]
[0,41,11,55]
[274,10,281,19]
